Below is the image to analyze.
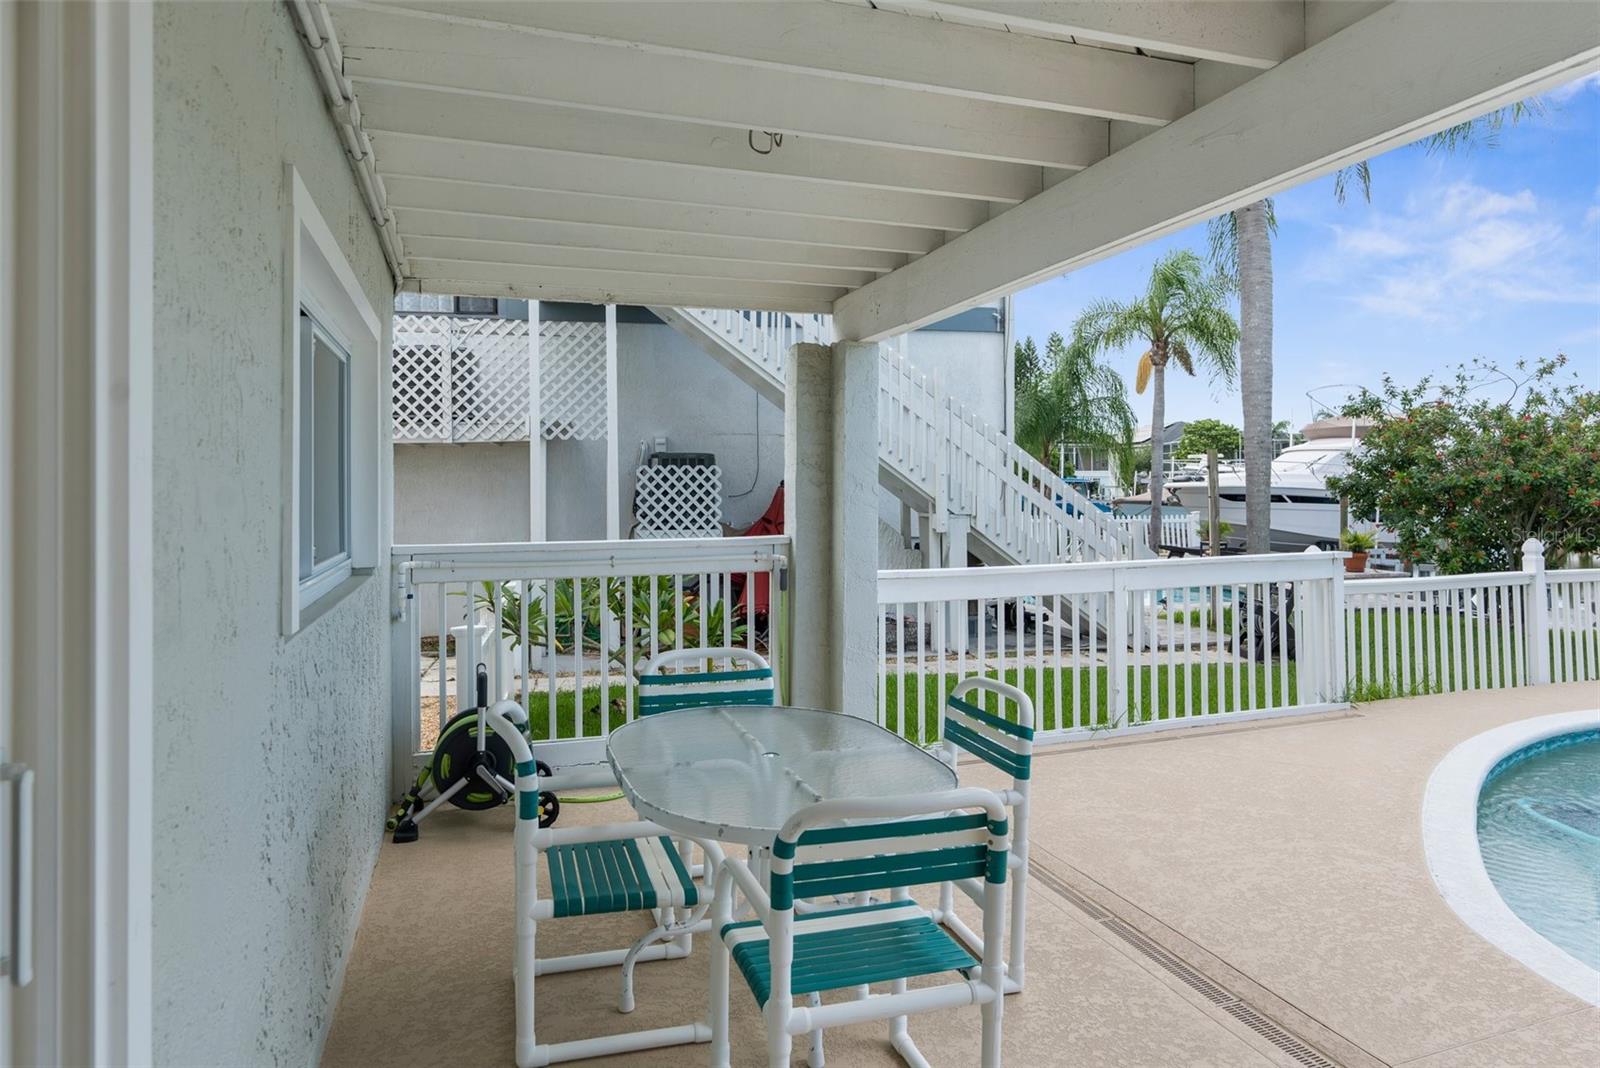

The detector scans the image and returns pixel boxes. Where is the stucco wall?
[394,443,530,544]
[152,4,391,1066]
[617,322,786,533]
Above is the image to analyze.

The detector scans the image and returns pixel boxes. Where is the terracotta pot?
[1345,551,1368,574]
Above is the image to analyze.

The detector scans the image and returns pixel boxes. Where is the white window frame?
[296,308,353,604]
[283,167,381,634]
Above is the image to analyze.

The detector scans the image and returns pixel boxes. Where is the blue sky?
[1011,73,1600,432]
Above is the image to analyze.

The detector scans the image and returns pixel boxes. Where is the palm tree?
[1210,104,1539,554]
[1014,331,1136,476]
[1067,250,1238,550]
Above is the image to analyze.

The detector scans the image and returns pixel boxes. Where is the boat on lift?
[1169,417,1383,550]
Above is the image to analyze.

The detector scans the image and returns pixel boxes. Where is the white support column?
[784,340,880,715]
[528,301,545,540]
[604,303,620,540]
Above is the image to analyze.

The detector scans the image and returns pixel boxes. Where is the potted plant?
[1340,528,1377,573]
[1197,518,1233,549]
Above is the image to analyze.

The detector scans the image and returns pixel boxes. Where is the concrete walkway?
[323,684,1598,1067]
[987,683,1599,1066]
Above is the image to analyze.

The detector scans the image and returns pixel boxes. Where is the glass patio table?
[606,705,957,848]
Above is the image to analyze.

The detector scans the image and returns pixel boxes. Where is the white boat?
[1170,418,1383,550]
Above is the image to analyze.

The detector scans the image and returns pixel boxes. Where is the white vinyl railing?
[671,310,1134,565]
[389,536,790,783]
[674,307,833,385]
[1115,511,1200,550]
[877,347,1134,564]
[874,539,1599,748]
[875,551,1348,745]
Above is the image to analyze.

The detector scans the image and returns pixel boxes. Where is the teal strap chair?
[637,646,775,715]
[940,677,1034,995]
[709,788,1012,1068]
[482,703,728,1067]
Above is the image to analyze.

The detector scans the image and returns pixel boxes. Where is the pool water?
[1156,586,1239,607]
[1477,730,1600,969]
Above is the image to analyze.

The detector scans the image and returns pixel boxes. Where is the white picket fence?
[1345,542,1598,698]
[1114,511,1200,549]
[389,536,789,785]
[875,551,1348,745]
[873,538,1600,747]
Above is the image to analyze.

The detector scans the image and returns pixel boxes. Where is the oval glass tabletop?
[606,705,957,847]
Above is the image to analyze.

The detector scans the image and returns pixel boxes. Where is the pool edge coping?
[1421,707,1600,1006]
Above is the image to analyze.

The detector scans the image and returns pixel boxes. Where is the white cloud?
[1306,179,1598,322]
[1547,70,1600,104]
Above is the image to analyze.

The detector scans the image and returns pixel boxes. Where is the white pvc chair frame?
[940,677,1033,996]
[640,645,774,684]
[709,788,1012,1068]
[482,703,727,1067]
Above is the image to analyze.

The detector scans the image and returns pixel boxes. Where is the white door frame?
[3,2,154,1064]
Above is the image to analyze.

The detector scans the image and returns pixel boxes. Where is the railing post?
[1522,537,1550,685]
[944,514,971,657]
[1107,567,1128,727]
[389,558,420,797]
[1329,554,1348,703]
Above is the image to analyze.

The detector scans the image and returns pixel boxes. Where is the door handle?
[1,762,32,987]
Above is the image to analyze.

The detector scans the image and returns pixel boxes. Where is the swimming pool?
[1422,710,1600,1004]
[1477,729,1600,971]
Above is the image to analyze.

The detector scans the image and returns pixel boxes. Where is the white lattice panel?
[539,321,607,441]
[392,315,451,442]
[633,464,723,539]
[391,313,531,443]
[451,316,530,442]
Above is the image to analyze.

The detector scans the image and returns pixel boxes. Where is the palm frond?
[1169,341,1195,377]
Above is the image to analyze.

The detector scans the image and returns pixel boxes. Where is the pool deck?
[323,683,1599,1067]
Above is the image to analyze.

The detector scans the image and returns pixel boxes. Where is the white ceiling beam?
[834,1,1600,341]
[401,236,879,289]
[357,0,1193,125]
[394,209,903,274]
[370,133,990,232]
[405,262,840,314]
[884,1,1305,69]
[382,176,944,256]
[356,81,1045,204]
[334,5,1109,168]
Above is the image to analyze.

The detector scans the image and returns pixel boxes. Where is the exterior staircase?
[653,307,1139,565]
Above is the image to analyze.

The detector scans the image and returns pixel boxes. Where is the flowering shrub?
[1328,357,1600,574]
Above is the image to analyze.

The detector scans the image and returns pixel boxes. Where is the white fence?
[1346,545,1599,698]
[874,539,1599,748]
[674,307,832,385]
[877,347,1134,565]
[1115,511,1200,549]
[390,536,789,785]
[876,551,1348,745]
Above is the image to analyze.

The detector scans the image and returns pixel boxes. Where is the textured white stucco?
[394,443,531,545]
[152,4,391,1065]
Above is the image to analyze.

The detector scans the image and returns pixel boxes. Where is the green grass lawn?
[1344,610,1532,700]
[422,608,1593,751]
[878,662,1300,744]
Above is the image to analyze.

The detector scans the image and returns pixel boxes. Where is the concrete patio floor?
[322,684,1599,1067]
